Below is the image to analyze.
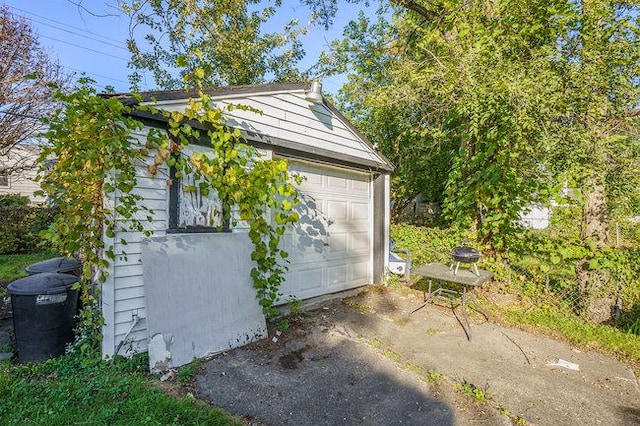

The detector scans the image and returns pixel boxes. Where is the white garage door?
[279,160,373,301]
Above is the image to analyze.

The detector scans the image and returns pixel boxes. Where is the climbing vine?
[38,80,155,350]
[39,78,300,348]
[146,91,300,317]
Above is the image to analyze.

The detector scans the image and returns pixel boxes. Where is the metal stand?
[409,263,493,341]
[450,261,480,277]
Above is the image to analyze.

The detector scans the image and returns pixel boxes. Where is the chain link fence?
[392,219,640,333]
[493,221,640,331]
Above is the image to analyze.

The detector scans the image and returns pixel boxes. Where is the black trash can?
[26,257,82,277]
[8,273,79,363]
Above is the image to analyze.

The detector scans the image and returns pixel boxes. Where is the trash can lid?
[7,272,79,296]
[25,257,82,275]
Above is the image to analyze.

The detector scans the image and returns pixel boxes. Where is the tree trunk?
[581,176,609,244]
[577,174,614,322]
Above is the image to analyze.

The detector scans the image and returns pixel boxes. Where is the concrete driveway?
[195,287,640,425]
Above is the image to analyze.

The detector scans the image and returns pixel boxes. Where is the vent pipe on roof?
[305,80,323,104]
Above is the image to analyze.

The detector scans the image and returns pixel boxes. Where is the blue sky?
[2,0,369,94]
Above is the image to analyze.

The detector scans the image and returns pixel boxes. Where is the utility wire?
[39,34,130,62]
[20,14,129,51]
[60,64,130,85]
[7,4,127,47]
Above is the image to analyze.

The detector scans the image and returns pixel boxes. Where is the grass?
[1,251,241,425]
[499,304,640,366]
[391,223,640,369]
[457,379,488,403]
[0,251,58,282]
[0,354,242,425]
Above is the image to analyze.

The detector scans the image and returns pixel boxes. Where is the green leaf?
[176,54,188,67]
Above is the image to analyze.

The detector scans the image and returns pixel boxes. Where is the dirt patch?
[278,346,308,369]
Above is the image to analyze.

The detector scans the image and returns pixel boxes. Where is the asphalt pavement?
[195,286,640,426]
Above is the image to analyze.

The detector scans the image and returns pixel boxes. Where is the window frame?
[166,141,231,234]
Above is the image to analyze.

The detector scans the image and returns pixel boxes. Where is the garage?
[280,160,374,300]
[101,82,394,362]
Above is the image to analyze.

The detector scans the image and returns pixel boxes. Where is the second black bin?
[25,257,82,277]
[8,273,79,363]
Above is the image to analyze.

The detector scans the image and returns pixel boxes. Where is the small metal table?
[410,263,493,340]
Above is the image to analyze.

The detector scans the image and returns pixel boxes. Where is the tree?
[326,2,564,244]
[0,5,66,174]
[322,11,458,220]
[121,0,308,89]
[322,0,639,321]
[547,1,640,321]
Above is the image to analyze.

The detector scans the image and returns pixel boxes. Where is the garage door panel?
[294,170,323,187]
[350,261,370,285]
[351,179,370,194]
[327,200,348,221]
[327,175,348,189]
[351,202,369,221]
[298,267,324,292]
[281,161,373,301]
[351,232,370,252]
[327,265,348,288]
[329,232,348,253]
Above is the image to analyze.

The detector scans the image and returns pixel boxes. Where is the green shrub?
[0,194,29,208]
[0,195,56,254]
[391,223,467,267]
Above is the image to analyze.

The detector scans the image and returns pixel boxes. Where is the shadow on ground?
[196,322,459,426]
[196,286,640,426]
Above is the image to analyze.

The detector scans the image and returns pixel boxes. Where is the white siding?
[103,89,389,358]
[157,91,384,165]
[0,145,44,203]
[103,134,269,357]
[102,131,169,358]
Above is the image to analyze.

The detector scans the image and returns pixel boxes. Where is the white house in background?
[100,83,394,369]
[519,204,551,229]
[0,144,45,203]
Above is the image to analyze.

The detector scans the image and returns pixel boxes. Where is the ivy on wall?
[38,78,300,350]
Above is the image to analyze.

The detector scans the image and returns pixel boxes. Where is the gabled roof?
[110,83,394,172]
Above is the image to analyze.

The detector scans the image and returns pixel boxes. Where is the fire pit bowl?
[451,246,480,264]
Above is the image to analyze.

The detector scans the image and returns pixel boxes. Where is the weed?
[381,348,401,362]
[343,300,373,313]
[628,318,640,336]
[515,416,528,425]
[367,284,388,294]
[402,363,442,383]
[424,327,440,336]
[426,369,442,382]
[177,358,204,384]
[365,338,383,349]
[287,297,304,317]
[364,338,402,361]
[276,319,290,331]
[0,340,12,353]
[457,379,489,403]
